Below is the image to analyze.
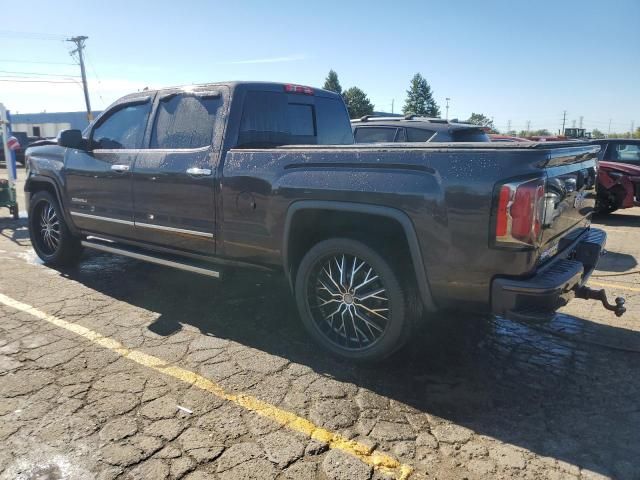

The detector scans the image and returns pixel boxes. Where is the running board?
[81,240,221,279]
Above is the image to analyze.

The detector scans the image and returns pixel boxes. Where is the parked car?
[24,81,623,361]
[591,139,640,213]
[0,131,42,165]
[352,115,490,143]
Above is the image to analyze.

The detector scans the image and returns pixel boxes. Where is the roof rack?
[356,115,404,122]
[403,114,448,123]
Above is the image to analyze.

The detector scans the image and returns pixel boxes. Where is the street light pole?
[445,97,450,120]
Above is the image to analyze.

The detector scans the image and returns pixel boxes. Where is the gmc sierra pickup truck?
[24,81,624,361]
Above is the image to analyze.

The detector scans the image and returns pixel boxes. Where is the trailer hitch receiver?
[574,285,626,317]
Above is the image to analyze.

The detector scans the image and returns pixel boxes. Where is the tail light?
[494,178,545,247]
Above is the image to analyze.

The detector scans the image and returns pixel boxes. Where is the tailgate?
[539,145,599,253]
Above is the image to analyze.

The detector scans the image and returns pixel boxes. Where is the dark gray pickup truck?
[24,81,624,361]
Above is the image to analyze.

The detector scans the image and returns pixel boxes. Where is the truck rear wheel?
[29,191,83,266]
[295,238,414,362]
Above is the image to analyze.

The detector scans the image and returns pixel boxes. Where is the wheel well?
[287,208,418,293]
[26,179,58,201]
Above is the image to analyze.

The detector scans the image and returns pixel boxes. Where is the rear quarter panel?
[220,146,557,309]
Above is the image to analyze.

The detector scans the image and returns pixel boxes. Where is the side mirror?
[57,129,84,149]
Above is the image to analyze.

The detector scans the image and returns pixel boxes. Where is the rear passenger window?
[354,127,397,143]
[92,102,151,149]
[406,128,435,142]
[151,94,222,149]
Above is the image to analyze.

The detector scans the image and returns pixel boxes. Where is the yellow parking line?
[0,293,413,479]
[590,281,640,293]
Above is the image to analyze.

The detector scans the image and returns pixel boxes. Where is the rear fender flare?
[282,200,436,312]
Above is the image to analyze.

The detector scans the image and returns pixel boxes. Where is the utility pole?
[561,110,567,135]
[526,120,531,135]
[391,99,394,115]
[67,35,92,122]
[608,119,612,137]
[631,121,635,139]
[579,116,583,129]
[507,120,511,133]
[445,97,450,120]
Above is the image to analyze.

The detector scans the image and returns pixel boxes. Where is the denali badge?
[71,197,88,203]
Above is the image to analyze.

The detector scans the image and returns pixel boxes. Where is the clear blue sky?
[2,0,638,134]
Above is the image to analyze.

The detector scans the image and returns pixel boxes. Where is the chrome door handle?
[111,164,130,172]
[186,167,212,176]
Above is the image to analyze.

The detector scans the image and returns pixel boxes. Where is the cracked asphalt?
[1,175,639,479]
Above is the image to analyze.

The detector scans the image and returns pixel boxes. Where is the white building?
[10,111,100,138]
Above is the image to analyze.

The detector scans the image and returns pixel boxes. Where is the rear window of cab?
[237,91,353,147]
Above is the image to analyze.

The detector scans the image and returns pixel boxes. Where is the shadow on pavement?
[593,210,640,227]
[595,249,638,272]
[20,244,640,478]
[0,217,30,248]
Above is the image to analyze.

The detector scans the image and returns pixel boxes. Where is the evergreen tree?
[342,86,374,118]
[323,69,342,94]
[402,73,440,117]
[467,113,495,131]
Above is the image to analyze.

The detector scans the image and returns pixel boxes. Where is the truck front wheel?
[295,238,413,362]
[28,191,83,266]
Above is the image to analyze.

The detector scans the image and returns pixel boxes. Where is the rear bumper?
[491,228,606,318]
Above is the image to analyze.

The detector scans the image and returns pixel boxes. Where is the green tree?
[402,73,440,117]
[532,129,551,136]
[467,113,495,131]
[342,86,374,118]
[592,128,605,139]
[322,69,342,94]
[518,128,551,137]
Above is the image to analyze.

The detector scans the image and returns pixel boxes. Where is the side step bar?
[81,240,221,279]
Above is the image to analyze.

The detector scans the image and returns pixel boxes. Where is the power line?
[0,69,80,78]
[0,59,77,66]
[0,30,67,41]
[0,78,79,84]
[83,49,105,103]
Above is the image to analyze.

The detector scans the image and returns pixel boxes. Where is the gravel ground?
[1,167,639,479]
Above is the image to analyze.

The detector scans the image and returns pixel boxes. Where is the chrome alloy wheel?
[37,201,61,255]
[308,254,390,350]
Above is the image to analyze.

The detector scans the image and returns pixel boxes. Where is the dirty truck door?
[65,97,152,239]
[131,90,224,254]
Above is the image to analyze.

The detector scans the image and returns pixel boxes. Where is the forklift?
[0,103,19,219]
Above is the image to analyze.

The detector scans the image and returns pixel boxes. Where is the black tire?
[295,238,415,362]
[28,191,83,266]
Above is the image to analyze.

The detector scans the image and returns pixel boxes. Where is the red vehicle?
[488,134,531,142]
[591,139,640,213]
